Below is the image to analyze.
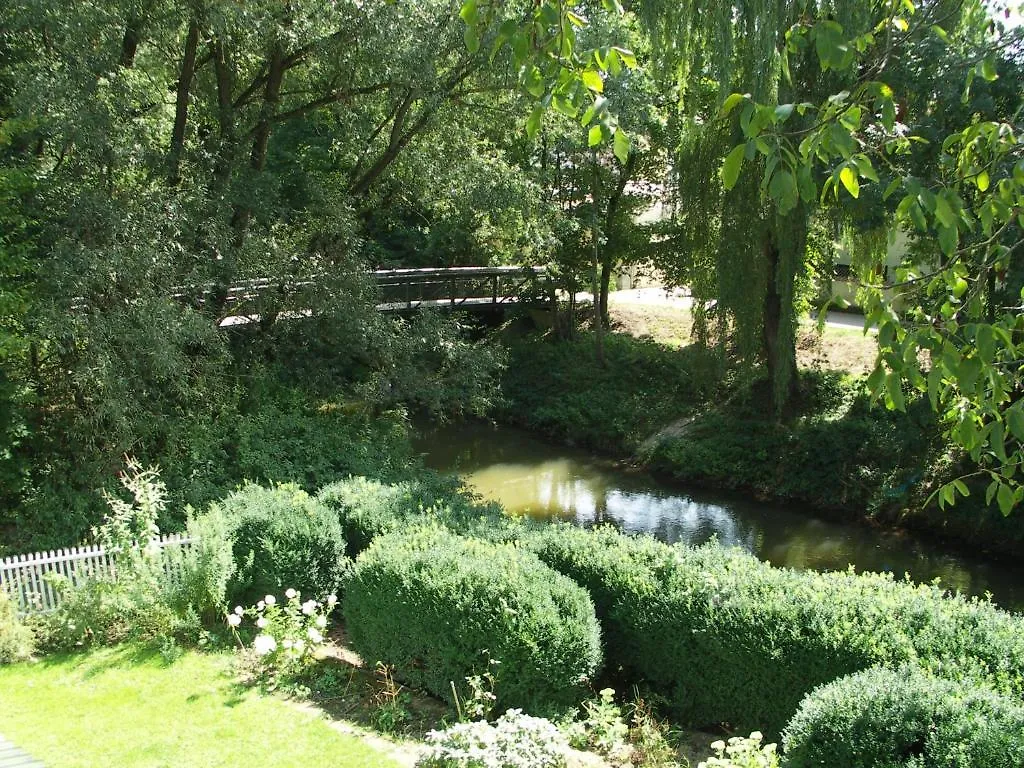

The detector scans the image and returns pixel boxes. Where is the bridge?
[185,266,552,327]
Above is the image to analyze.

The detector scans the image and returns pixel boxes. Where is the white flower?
[256,617,268,629]
[282,639,293,649]
[301,599,317,615]
[233,606,244,616]
[264,594,276,606]
[253,634,277,656]
[307,627,323,644]
[257,600,265,610]
[294,639,305,653]
[326,594,338,606]
[315,615,327,629]
[227,614,242,627]
[285,588,297,599]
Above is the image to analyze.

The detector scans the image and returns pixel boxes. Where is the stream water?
[416,420,1024,612]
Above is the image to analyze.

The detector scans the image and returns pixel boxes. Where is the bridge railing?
[72,266,552,324]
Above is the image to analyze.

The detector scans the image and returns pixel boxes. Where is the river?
[416,420,1024,612]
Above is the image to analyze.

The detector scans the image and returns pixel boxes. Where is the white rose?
[285,588,297,599]
[227,614,242,627]
[256,617,268,629]
[253,635,277,656]
[264,594,276,606]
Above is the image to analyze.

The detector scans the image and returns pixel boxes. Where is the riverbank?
[496,308,1024,561]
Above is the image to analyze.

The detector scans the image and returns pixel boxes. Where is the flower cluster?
[226,589,337,679]
[698,732,779,768]
[418,709,568,768]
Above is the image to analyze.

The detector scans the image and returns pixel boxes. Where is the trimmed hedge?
[525,525,1024,734]
[217,483,349,605]
[317,475,514,557]
[782,666,1024,767]
[344,525,602,713]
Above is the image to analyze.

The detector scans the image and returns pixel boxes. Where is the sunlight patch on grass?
[0,645,399,768]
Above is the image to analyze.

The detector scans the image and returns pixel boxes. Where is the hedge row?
[344,524,601,713]
[783,666,1024,768]
[525,524,1024,734]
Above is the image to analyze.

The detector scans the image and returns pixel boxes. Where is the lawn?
[0,645,401,768]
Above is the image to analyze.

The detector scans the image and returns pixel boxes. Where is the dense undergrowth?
[499,330,1024,557]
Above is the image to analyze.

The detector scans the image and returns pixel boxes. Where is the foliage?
[227,589,336,687]
[216,483,349,606]
[525,524,1024,734]
[561,687,631,764]
[0,590,34,664]
[0,645,400,768]
[418,709,569,768]
[647,373,937,513]
[698,733,779,768]
[371,662,414,735]
[781,665,1024,768]
[162,506,237,626]
[39,461,203,651]
[501,333,715,453]
[344,524,602,713]
[317,474,503,558]
[717,0,1024,509]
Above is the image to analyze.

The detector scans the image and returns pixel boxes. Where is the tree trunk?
[211,40,236,194]
[230,42,286,247]
[762,235,798,414]
[119,17,142,68]
[168,19,200,186]
[599,258,612,328]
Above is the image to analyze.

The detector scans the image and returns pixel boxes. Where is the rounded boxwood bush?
[525,524,1024,735]
[344,525,601,713]
[217,483,349,605]
[782,666,1024,767]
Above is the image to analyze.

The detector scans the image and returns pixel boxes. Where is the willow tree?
[640,1,878,411]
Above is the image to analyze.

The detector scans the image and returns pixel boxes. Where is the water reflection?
[416,421,1024,612]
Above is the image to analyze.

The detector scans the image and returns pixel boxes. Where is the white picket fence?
[0,534,194,615]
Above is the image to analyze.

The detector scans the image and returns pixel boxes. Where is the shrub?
[699,733,779,768]
[344,525,602,712]
[163,506,237,625]
[525,525,1024,735]
[317,474,502,558]
[781,666,1024,768]
[218,483,349,605]
[0,591,34,663]
[418,710,569,768]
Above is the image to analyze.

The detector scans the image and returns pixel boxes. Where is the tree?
[718,0,1024,510]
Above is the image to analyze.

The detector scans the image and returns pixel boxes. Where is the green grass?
[0,645,400,768]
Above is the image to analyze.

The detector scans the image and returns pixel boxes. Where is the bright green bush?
[344,525,602,713]
[526,525,1024,735]
[317,474,502,557]
[163,506,237,625]
[0,591,34,663]
[218,483,349,605]
[781,666,1024,768]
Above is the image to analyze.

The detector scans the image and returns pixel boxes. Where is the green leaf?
[1007,407,1024,441]
[459,0,478,24]
[526,106,543,139]
[980,57,998,81]
[613,129,630,165]
[612,47,637,69]
[464,25,480,54]
[839,166,860,198]
[721,144,745,190]
[588,124,603,147]
[581,69,603,93]
[933,196,957,229]
[769,170,799,214]
[976,170,990,192]
[774,104,794,123]
[721,93,746,117]
[997,482,1015,516]
[885,372,906,411]
[866,365,886,396]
